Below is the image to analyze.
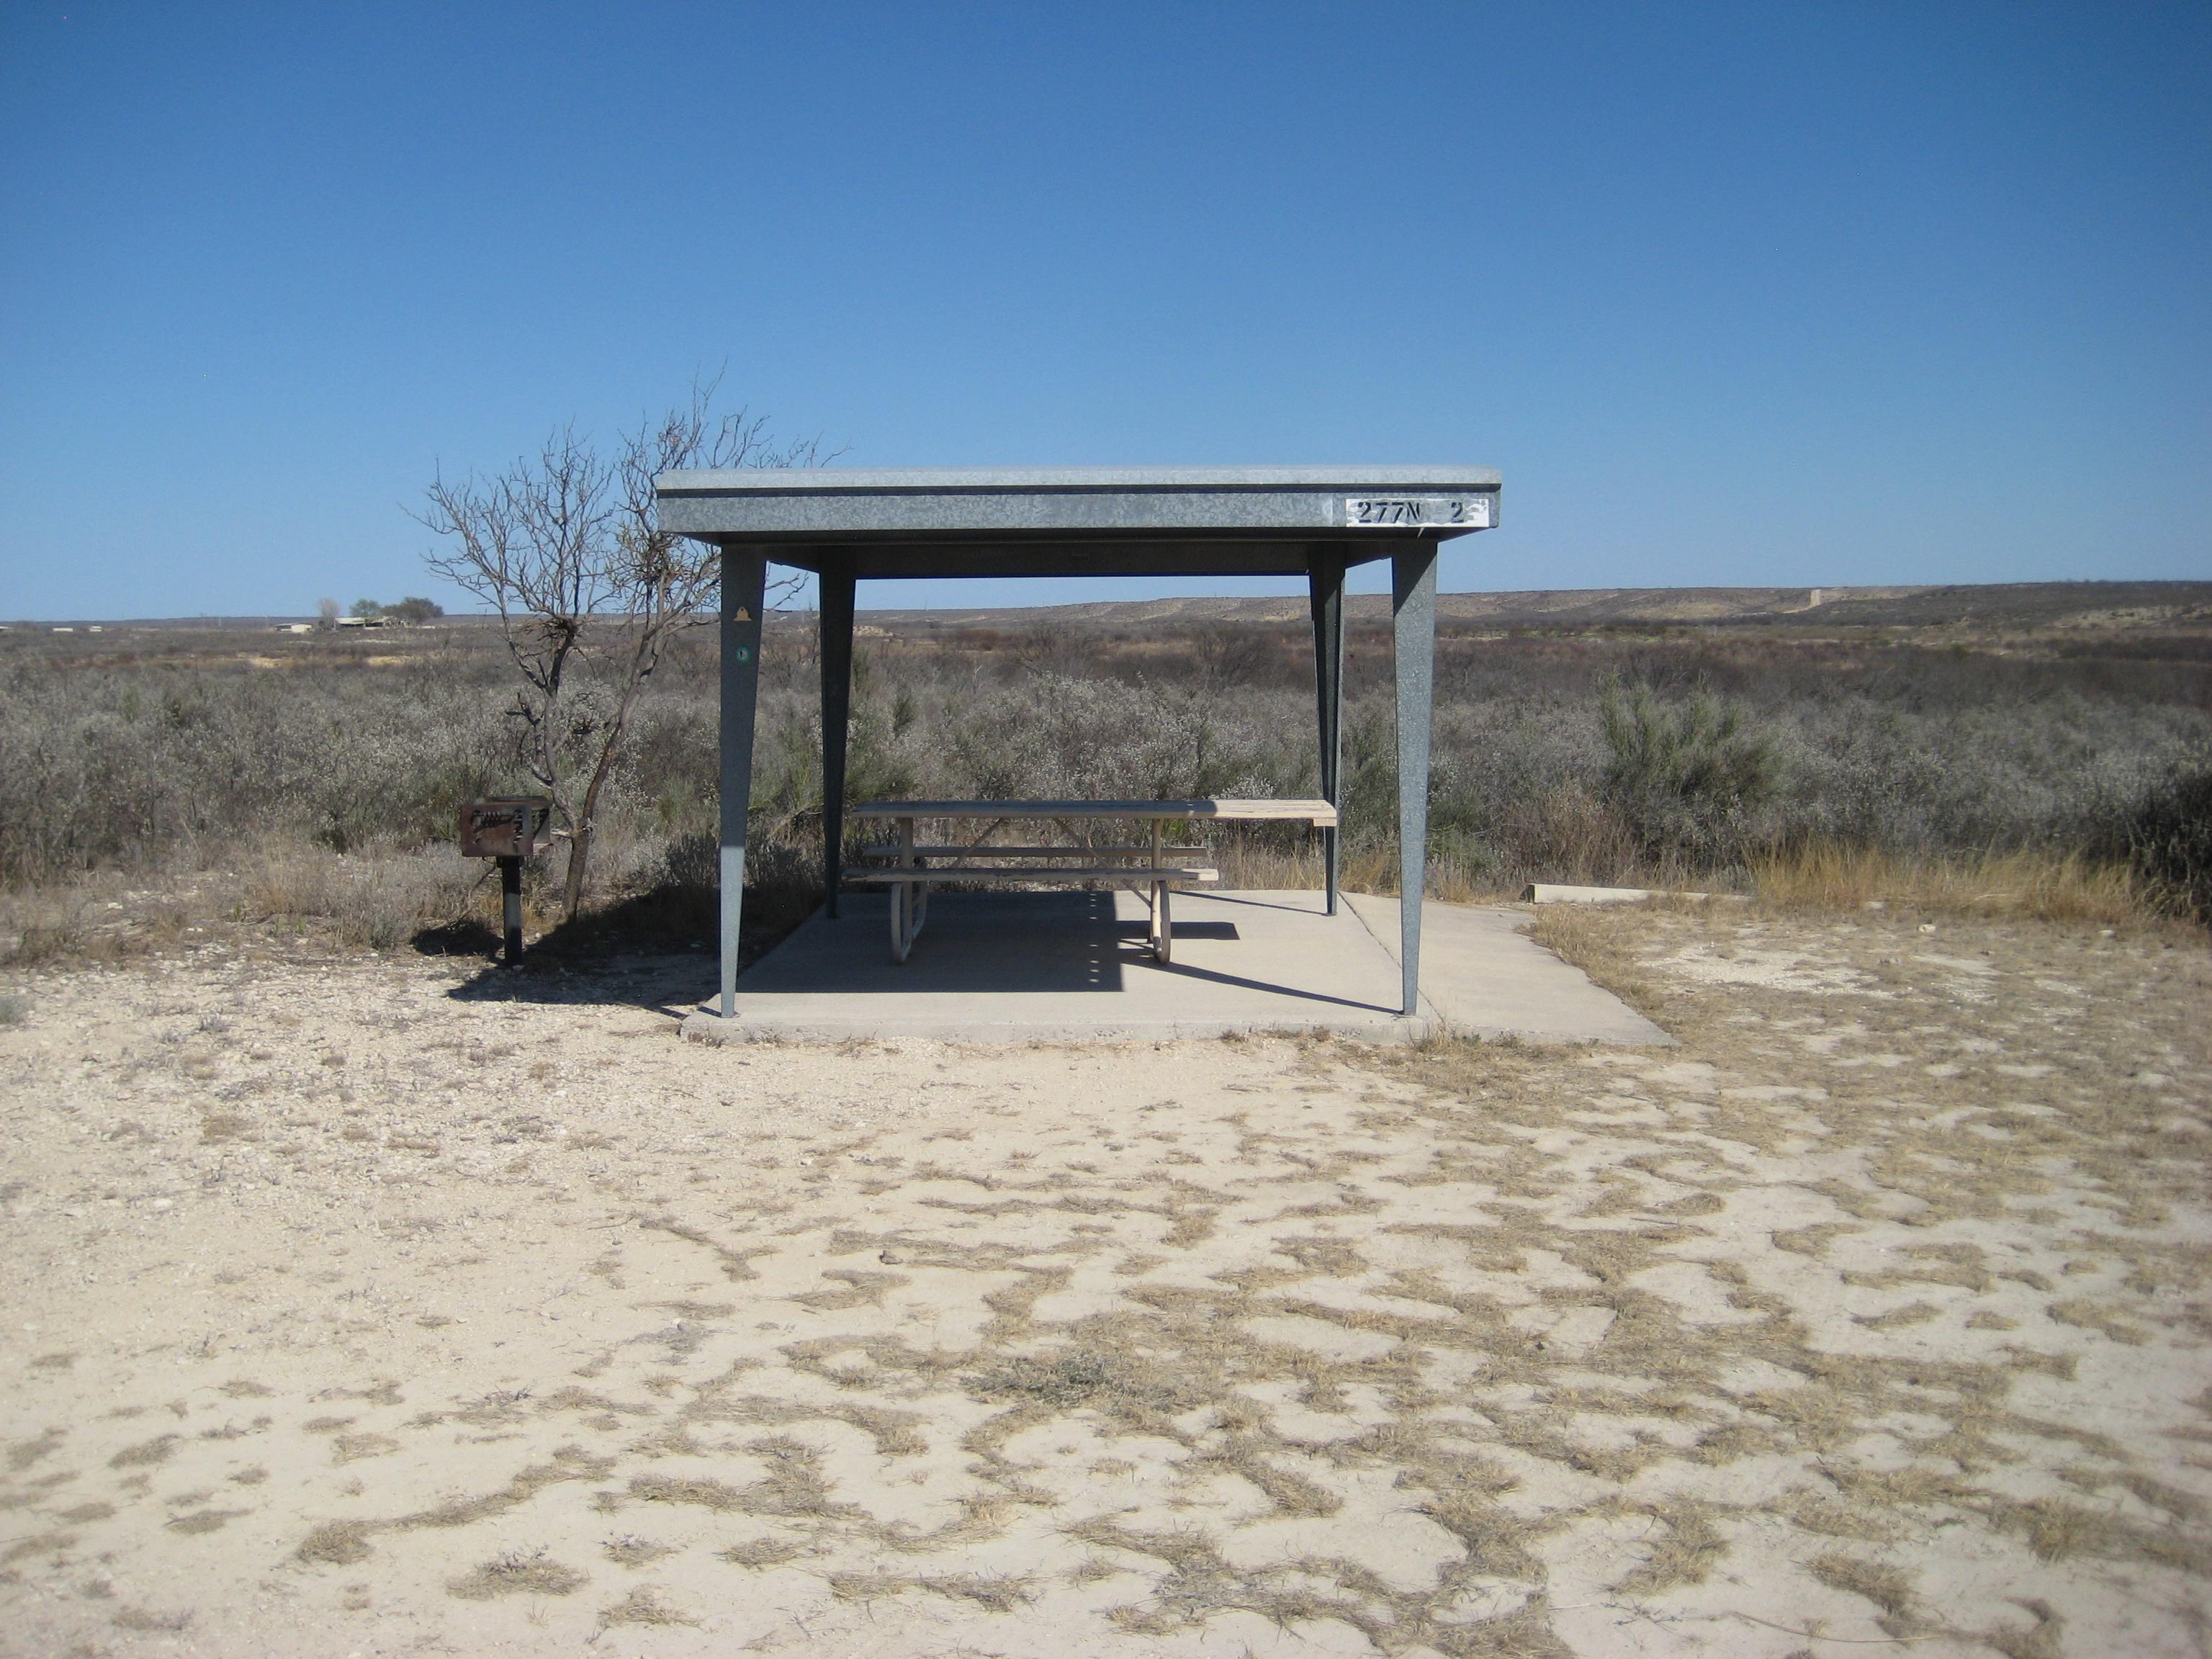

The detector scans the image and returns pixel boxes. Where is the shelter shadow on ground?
[424,878,816,1011]
[683,889,1668,1045]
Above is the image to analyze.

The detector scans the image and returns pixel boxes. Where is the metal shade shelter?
[655,466,1501,1022]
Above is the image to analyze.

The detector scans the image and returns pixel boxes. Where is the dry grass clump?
[1750,841,2156,925]
[918,1572,1036,1612]
[1522,906,1660,1011]
[1808,1550,1917,1620]
[967,1349,1120,1409]
[626,1473,747,1511]
[446,1548,585,1599]
[240,840,487,950]
[295,1519,375,1565]
[165,1507,246,1534]
[107,1435,179,1469]
[1609,1500,1728,1596]
[596,1586,692,1627]
[719,1537,803,1568]
[623,1439,846,1521]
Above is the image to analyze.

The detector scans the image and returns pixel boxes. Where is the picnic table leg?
[891,815,917,963]
[1155,880,1172,963]
[1146,820,1164,950]
[903,816,929,943]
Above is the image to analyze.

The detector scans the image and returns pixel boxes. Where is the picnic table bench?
[847,799,1338,964]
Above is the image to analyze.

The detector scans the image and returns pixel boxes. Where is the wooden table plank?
[848,866,1219,884]
[856,845,1209,858]
[851,799,1337,826]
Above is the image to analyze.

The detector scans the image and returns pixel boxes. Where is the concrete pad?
[1343,893,1672,1046]
[683,889,1433,1043]
[682,888,1668,1047]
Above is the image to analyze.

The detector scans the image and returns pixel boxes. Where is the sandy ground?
[1,904,2208,1658]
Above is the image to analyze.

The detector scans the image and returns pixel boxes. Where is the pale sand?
[1,906,2206,1657]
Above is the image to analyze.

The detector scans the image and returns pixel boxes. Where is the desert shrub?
[940,673,1302,802]
[1599,681,1783,861]
[2123,762,2212,920]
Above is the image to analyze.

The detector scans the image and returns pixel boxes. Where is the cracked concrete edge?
[676,1010,1439,1046]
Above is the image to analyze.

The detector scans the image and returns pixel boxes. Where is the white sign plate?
[1343,495,1491,529]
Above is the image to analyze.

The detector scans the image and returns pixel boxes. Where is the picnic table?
[847,799,1339,964]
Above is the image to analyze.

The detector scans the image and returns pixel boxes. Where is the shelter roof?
[655,464,1500,580]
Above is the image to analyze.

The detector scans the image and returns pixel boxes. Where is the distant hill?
[14,581,2209,637]
[865,581,2212,634]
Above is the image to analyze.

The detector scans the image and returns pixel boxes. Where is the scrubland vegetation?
[2,595,2208,963]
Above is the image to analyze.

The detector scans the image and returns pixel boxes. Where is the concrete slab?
[1343,894,1673,1046]
[683,889,1430,1043]
[681,889,1668,1047]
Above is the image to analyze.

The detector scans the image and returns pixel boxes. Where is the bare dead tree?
[418,384,824,917]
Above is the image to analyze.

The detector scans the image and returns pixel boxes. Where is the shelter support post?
[500,856,523,966]
[819,558,856,920]
[1307,549,1346,914]
[1392,544,1437,1018]
[718,549,768,1019]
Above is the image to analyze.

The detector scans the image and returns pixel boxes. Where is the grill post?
[500,855,523,966]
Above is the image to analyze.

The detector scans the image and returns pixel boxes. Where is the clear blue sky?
[1,1,2205,619]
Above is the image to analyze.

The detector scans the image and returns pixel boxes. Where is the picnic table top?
[852,798,1339,826]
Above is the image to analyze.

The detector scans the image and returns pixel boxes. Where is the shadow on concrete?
[767,891,1130,995]
[1141,955,1395,1015]
[417,878,809,1015]
[685,888,1423,1043]
[1112,920,1240,942]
